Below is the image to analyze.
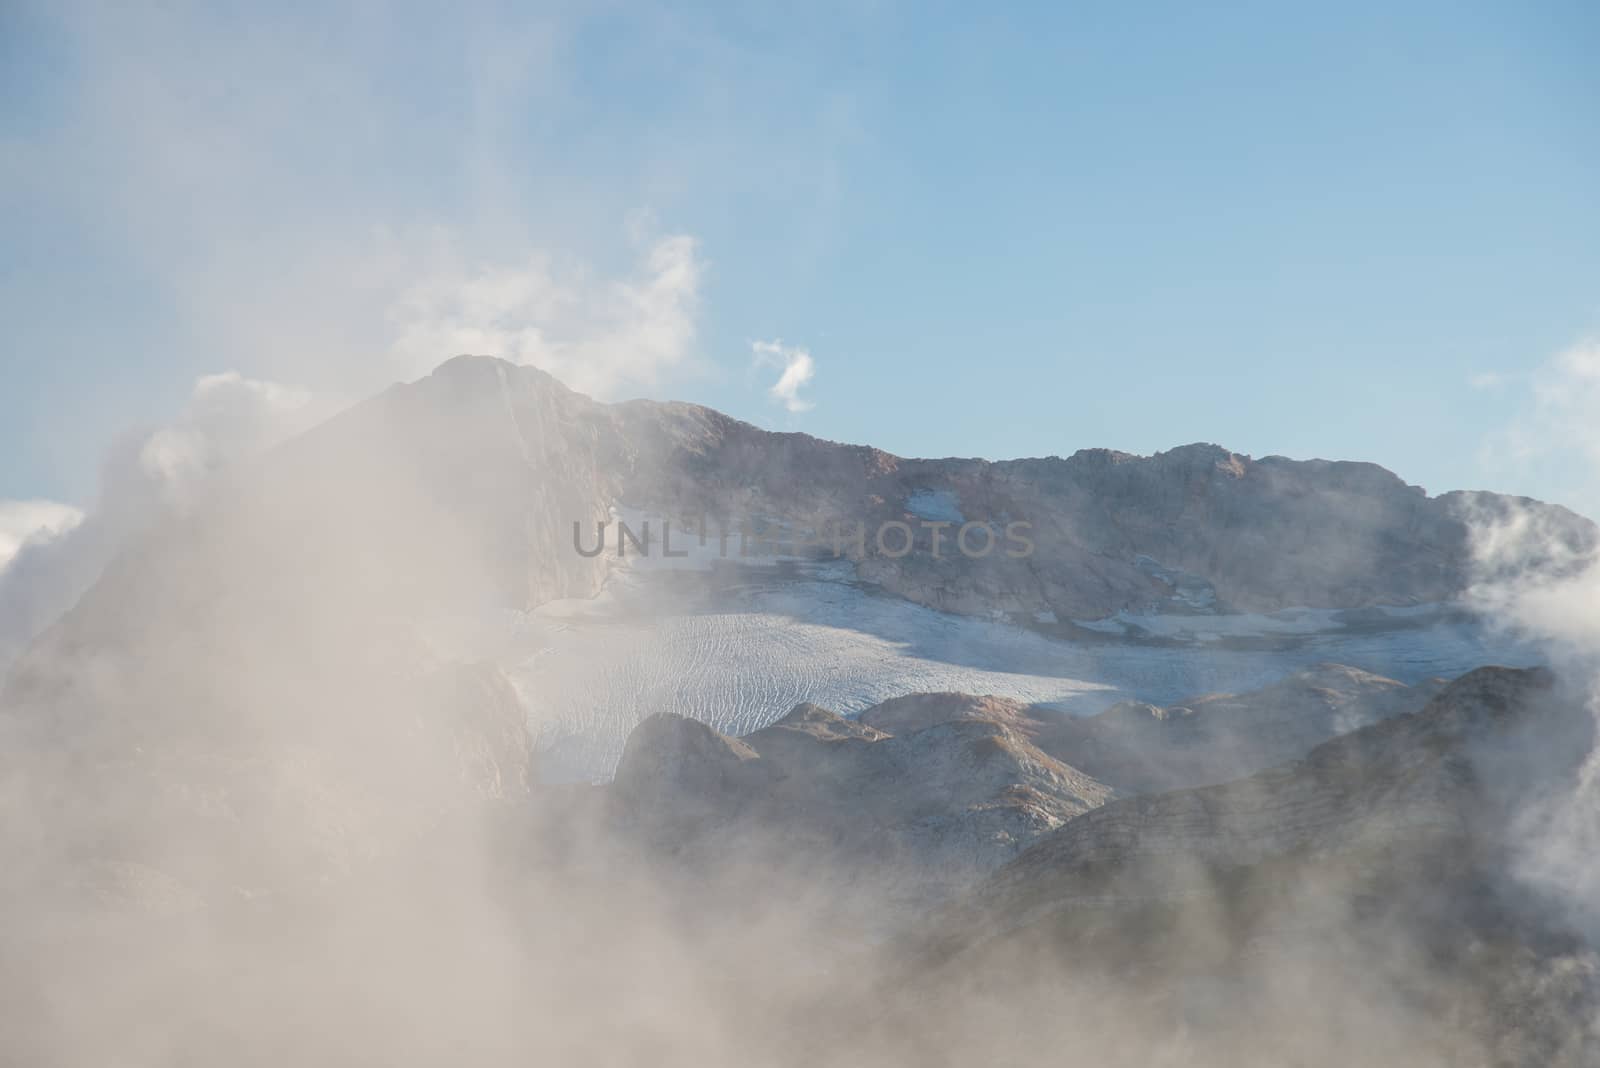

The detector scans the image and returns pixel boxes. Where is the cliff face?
[606,422,1594,620]
[608,415,1596,620]
[604,362,1592,621]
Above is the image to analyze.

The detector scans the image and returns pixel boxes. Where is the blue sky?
[3,1,1598,513]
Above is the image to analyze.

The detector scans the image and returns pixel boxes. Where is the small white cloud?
[1468,371,1508,390]
[752,339,816,413]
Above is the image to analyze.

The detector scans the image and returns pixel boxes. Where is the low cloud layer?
[0,371,322,671]
[1465,455,1600,949]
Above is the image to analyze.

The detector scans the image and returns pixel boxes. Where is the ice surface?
[462,564,1542,783]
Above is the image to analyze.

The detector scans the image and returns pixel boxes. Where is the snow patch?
[905,489,965,525]
[477,571,1539,782]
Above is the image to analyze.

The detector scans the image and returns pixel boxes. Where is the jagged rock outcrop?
[609,412,1596,620]
[611,712,766,819]
[1036,662,1446,793]
[610,701,1113,910]
[856,664,1442,797]
[858,692,1038,736]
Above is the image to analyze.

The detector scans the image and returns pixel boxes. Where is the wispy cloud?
[388,232,705,399]
[1479,339,1600,517]
[1494,342,1600,464]
[2,5,724,407]
[752,339,816,413]
[1468,371,1509,391]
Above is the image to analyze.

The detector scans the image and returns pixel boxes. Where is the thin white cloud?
[1478,339,1600,520]
[5,6,722,409]
[388,233,705,399]
[753,339,816,413]
[1468,371,1508,391]
[1490,341,1600,465]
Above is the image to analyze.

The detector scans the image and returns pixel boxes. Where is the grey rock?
[610,700,1113,912]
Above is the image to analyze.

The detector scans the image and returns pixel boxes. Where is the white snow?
[438,564,1542,782]
[905,489,966,524]
[1374,603,1449,620]
[1075,606,1348,641]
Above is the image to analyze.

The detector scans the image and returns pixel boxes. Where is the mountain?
[12,357,1588,693]
[2,357,1595,1064]
[0,356,1578,902]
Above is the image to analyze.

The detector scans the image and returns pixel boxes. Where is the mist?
[6,4,1600,1064]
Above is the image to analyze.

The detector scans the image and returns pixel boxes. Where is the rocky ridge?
[611,700,1113,911]
[856,662,1443,796]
